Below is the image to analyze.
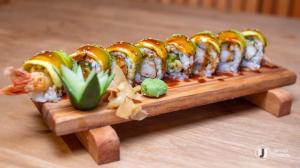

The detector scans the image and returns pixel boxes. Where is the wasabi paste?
[141,78,167,98]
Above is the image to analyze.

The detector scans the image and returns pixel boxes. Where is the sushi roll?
[0,50,72,102]
[70,44,111,78]
[217,30,246,73]
[165,34,196,80]
[190,31,220,76]
[135,38,167,83]
[241,29,267,70]
[107,42,142,84]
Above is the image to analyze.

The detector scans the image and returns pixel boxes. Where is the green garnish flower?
[59,62,114,111]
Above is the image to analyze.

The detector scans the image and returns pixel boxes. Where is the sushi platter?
[36,63,296,136]
[0,29,297,165]
[34,61,296,164]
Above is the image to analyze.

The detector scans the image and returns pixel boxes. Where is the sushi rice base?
[241,38,264,70]
[217,43,243,73]
[166,44,194,80]
[29,86,62,102]
[193,43,219,76]
[135,47,164,83]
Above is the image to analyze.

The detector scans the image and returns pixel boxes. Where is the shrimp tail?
[0,67,33,95]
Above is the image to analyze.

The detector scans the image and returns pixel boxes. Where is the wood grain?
[215,0,228,11]
[230,0,243,12]
[274,0,291,16]
[76,126,120,165]
[156,0,299,18]
[201,0,214,8]
[174,0,185,5]
[39,65,296,135]
[1,0,300,167]
[291,0,300,17]
[187,0,198,6]
[245,0,259,13]
[261,0,273,14]
[161,0,172,4]
[246,88,293,117]
[0,0,9,5]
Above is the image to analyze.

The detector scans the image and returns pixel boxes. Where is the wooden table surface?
[0,0,299,167]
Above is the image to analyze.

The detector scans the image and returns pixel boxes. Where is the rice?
[217,43,242,73]
[193,43,219,76]
[205,49,218,76]
[135,48,164,83]
[29,86,62,103]
[241,38,264,70]
[166,44,194,80]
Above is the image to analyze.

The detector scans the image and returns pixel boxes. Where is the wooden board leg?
[76,126,120,165]
[245,88,293,117]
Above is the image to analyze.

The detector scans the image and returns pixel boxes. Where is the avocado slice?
[165,34,196,56]
[23,59,62,88]
[53,50,73,69]
[217,30,246,53]
[191,31,221,53]
[242,29,268,47]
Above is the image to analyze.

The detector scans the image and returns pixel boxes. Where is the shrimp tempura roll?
[241,29,267,70]
[70,44,111,78]
[107,42,142,84]
[1,51,72,102]
[135,38,167,83]
[190,31,220,76]
[165,34,195,80]
[217,30,246,73]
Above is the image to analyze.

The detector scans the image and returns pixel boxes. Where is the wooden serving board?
[36,64,296,136]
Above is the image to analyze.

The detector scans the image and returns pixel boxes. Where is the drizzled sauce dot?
[216,72,234,77]
[184,78,191,82]
[198,78,206,83]
[164,78,180,87]
[262,64,278,69]
[253,70,262,73]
